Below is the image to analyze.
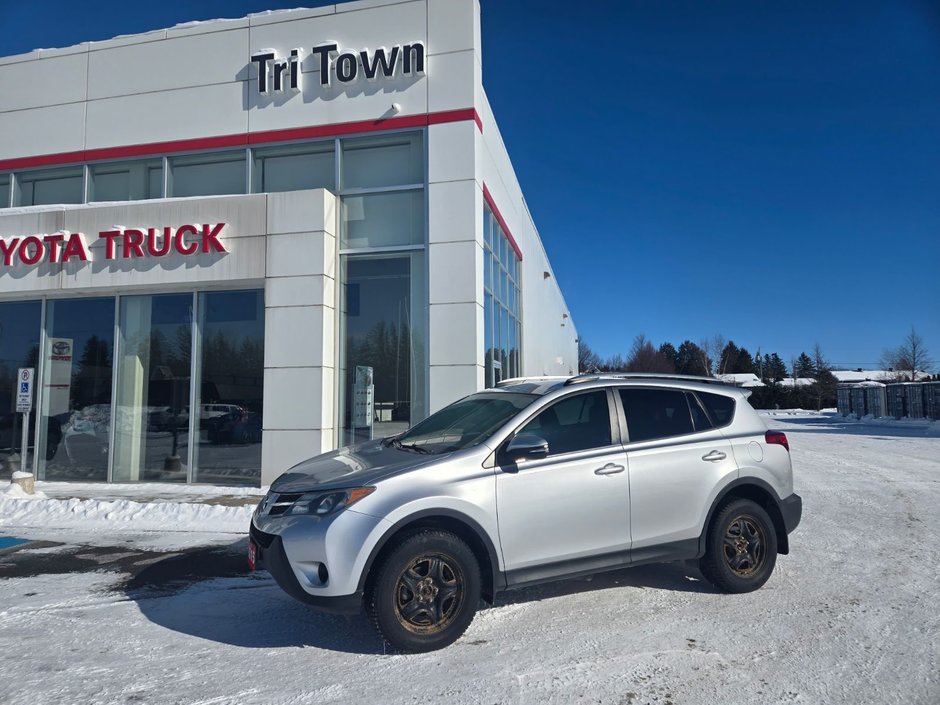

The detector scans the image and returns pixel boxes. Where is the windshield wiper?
[385,437,431,454]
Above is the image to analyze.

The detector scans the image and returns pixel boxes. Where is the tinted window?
[698,391,736,427]
[518,391,612,456]
[619,388,694,442]
[687,392,713,432]
[169,151,246,197]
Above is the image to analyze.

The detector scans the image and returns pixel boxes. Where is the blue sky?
[2,0,938,371]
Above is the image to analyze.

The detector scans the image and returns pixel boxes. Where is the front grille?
[249,524,276,549]
[268,492,303,516]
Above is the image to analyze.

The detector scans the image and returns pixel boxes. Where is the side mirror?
[504,434,549,462]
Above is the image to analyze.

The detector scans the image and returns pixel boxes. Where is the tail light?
[765,430,789,452]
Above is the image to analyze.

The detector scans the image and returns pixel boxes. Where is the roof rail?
[495,376,568,388]
[563,372,730,387]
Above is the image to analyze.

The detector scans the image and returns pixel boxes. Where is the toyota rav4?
[249,374,802,652]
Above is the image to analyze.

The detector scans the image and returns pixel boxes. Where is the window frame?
[13,165,85,207]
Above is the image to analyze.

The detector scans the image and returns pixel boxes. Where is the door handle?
[594,463,625,476]
[702,450,727,462]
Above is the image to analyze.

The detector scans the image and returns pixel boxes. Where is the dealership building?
[0,0,576,487]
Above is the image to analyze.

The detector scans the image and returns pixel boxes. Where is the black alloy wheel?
[368,530,481,653]
[394,554,464,632]
[699,498,778,593]
[722,514,767,577]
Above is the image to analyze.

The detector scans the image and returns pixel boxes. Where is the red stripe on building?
[482,183,523,262]
[0,109,483,171]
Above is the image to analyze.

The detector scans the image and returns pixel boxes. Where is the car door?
[617,387,738,556]
[495,389,632,584]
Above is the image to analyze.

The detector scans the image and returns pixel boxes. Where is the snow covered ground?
[1,412,937,704]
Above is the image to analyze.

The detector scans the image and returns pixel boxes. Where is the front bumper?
[250,524,362,614]
[250,506,390,613]
[780,493,803,534]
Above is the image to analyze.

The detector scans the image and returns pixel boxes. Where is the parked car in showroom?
[250,374,802,652]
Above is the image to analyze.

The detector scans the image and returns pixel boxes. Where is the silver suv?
[250,374,802,652]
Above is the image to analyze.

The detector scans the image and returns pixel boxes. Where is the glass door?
[37,298,115,481]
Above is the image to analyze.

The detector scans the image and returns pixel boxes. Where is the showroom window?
[112,294,193,483]
[0,300,42,472]
[12,290,264,485]
[15,167,84,206]
[192,290,265,485]
[89,159,164,202]
[337,131,427,446]
[168,151,246,198]
[484,202,522,387]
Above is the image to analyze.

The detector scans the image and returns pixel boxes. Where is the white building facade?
[0,0,576,486]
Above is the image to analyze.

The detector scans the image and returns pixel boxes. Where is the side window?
[619,388,694,442]
[687,392,714,432]
[697,391,736,428]
[517,391,612,456]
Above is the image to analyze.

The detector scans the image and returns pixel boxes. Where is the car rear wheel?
[699,498,778,593]
[367,530,481,653]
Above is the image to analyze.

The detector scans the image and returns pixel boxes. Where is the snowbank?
[0,493,253,536]
[760,409,940,436]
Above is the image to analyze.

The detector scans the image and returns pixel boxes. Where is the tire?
[367,530,481,653]
[699,498,778,593]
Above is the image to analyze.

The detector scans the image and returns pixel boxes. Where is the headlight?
[288,487,375,516]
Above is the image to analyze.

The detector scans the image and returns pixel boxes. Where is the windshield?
[393,392,537,454]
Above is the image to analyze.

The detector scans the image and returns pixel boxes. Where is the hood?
[270,439,440,493]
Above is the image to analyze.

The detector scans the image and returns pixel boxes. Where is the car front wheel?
[367,529,481,653]
[699,498,778,593]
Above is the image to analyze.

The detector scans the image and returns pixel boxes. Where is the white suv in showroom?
[250,374,802,652]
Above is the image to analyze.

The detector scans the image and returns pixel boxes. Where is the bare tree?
[578,340,601,373]
[626,335,675,373]
[698,338,712,376]
[699,334,725,376]
[881,327,933,381]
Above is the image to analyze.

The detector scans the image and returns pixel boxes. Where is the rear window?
[697,391,736,427]
[619,388,694,442]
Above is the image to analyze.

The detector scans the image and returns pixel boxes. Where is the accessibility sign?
[15,367,34,413]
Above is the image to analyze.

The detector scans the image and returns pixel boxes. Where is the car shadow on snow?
[124,538,388,654]
[126,540,714,655]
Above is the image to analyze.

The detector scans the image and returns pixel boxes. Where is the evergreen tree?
[719,341,740,375]
[734,347,756,374]
[658,342,679,370]
[794,352,815,378]
[676,340,708,376]
[812,343,837,410]
[764,353,788,383]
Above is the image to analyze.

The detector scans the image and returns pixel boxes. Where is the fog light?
[317,563,329,584]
